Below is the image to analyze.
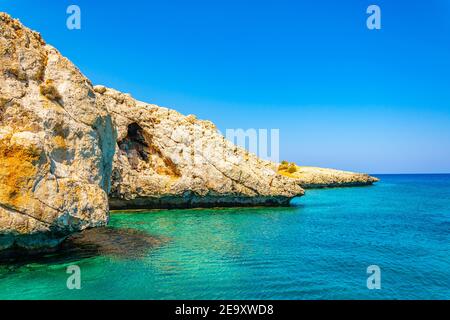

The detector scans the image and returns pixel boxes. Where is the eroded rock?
[0,13,116,250]
[95,87,304,209]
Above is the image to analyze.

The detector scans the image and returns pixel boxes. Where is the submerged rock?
[0,13,116,250]
[97,87,304,209]
[0,227,163,265]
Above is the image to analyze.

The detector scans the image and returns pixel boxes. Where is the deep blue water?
[0,174,449,299]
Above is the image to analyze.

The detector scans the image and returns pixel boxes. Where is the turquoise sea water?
[0,174,449,299]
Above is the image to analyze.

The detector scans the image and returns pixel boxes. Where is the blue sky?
[2,0,450,173]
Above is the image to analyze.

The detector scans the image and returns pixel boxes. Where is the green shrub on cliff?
[278,161,298,174]
[287,163,297,173]
[278,160,289,171]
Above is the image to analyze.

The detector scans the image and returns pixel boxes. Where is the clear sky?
[2,0,450,173]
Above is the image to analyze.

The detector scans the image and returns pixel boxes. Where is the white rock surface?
[95,87,304,209]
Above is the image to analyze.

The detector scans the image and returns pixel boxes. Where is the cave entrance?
[118,122,181,177]
[118,122,149,169]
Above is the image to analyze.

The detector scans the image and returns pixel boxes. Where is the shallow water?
[0,175,449,299]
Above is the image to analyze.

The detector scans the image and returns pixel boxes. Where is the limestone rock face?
[95,87,304,209]
[0,13,116,250]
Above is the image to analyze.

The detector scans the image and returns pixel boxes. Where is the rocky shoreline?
[279,166,379,189]
[0,12,378,252]
[109,194,294,210]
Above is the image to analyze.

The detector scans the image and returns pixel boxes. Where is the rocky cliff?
[96,87,304,209]
[0,12,379,251]
[0,13,116,250]
[0,13,304,250]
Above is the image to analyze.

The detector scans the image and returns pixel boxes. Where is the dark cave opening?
[118,123,149,168]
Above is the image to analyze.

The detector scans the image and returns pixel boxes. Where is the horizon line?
[370,172,450,175]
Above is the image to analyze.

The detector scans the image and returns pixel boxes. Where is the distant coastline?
[278,165,379,189]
